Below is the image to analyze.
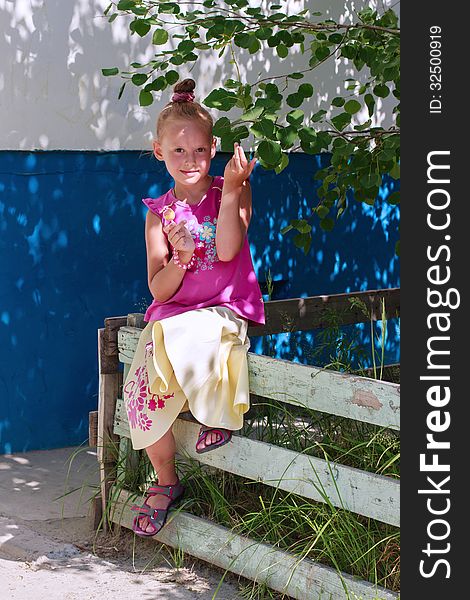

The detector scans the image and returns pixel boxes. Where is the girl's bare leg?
[139,426,179,533]
[140,427,223,532]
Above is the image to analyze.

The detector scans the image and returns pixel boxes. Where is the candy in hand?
[162,207,175,222]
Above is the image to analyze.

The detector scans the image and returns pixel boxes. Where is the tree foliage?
[102,1,400,254]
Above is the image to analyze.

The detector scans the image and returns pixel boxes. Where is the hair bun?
[173,78,196,95]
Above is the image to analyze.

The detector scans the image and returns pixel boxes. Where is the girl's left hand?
[223,143,257,191]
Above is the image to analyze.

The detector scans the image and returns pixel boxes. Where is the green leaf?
[315,45,330,61]
[234,32,254,49]
[293,218,311,232]
[165,70,179,85]
[286,93,303,108]
[255,27,273,40]
[131,19,150,37]
[395,240,400,256]
[390,161,400,179]
[139,90,153,106]
[144,76,166,92]
[220,126,250,152]
[240,106,264,121]
[331,112,351,131]
[278,30,294,47]
[102,67,119,76]
[131,73,148,86]
[117,81,126,99]
[274,152,290,174]
[224,79,242,90]
[316,205,330,219]
[311,109,327,123]
[365,93,375,116]
[328,33,343,44]
[203,88,238,111]
[341,45,357,59]
[170,54,184,65]
[250,118,276,140]
[373,84,390,98]
[298,127,317,143]
[117,0,135,9]
[333,139,354,156]
[248,35,261,54]
[213,117,231,137]
[286,109,304,127]
[298,83,313,98]
[158,3,180,14]
[277,43,288,58]
[293,232,312,254]
[331,97,345,107]
[264,83,279,95]
[267,33,280,48]
[360,172,381,188]
[317,131,332,149]
[257,140,282,166]
[387,191,400,205]
[288,72,304,79]
[344,99,361,114]
[277,126,297,149]
[280,224,294,234]
[152,29,169,45]
[178,40,195,53]
[354,119,372,132]
[320,217,335,232]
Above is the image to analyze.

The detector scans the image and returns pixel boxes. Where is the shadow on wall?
[0,150,399,453]
[0,0,398,150]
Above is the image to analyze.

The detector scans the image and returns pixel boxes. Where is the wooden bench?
[90,287,400,600]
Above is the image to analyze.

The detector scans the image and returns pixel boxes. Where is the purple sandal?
[196,425,232,454]
[131,479,185,537]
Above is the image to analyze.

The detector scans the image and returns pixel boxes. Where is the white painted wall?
[0,0,398,151]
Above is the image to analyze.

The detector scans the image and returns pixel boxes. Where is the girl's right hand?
[163,220,195,255]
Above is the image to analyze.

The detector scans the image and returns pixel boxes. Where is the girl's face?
[153,119,216,187]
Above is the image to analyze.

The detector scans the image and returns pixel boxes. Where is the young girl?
[123,78,265,536]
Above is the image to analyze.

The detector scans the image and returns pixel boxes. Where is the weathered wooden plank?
[110,486,398,600]
[127,313,146,328]
[249,287,400,336]
[118,328,400,431]
[99,316,127,373]
[97,327,122,530]
[109,288,400,339]
[113,405,399,526]
[97,329,121,463]
[104,316,128,353]
[88,410,98,448]
[248,353,400,431]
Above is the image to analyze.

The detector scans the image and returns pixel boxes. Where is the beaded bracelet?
[172,249,196,270]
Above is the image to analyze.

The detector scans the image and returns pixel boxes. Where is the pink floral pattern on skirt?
[124,341,174,431]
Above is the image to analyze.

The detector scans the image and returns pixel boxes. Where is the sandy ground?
[0,446,246,600]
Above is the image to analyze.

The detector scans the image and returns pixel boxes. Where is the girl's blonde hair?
[156,78,214,140]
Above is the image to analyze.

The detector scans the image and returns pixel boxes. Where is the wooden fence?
[90,287,400,600]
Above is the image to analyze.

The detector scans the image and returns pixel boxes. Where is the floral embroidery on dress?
[124,342,176,431]
[192,216,218,274]
[199,221,216,242]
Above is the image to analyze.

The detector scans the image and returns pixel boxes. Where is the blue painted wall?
[0,151,399,453]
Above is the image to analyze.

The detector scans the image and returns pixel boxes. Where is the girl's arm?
[145,212,194,302]
[216,143,256,262]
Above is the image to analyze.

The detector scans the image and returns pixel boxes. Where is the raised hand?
[223,142,257,192]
